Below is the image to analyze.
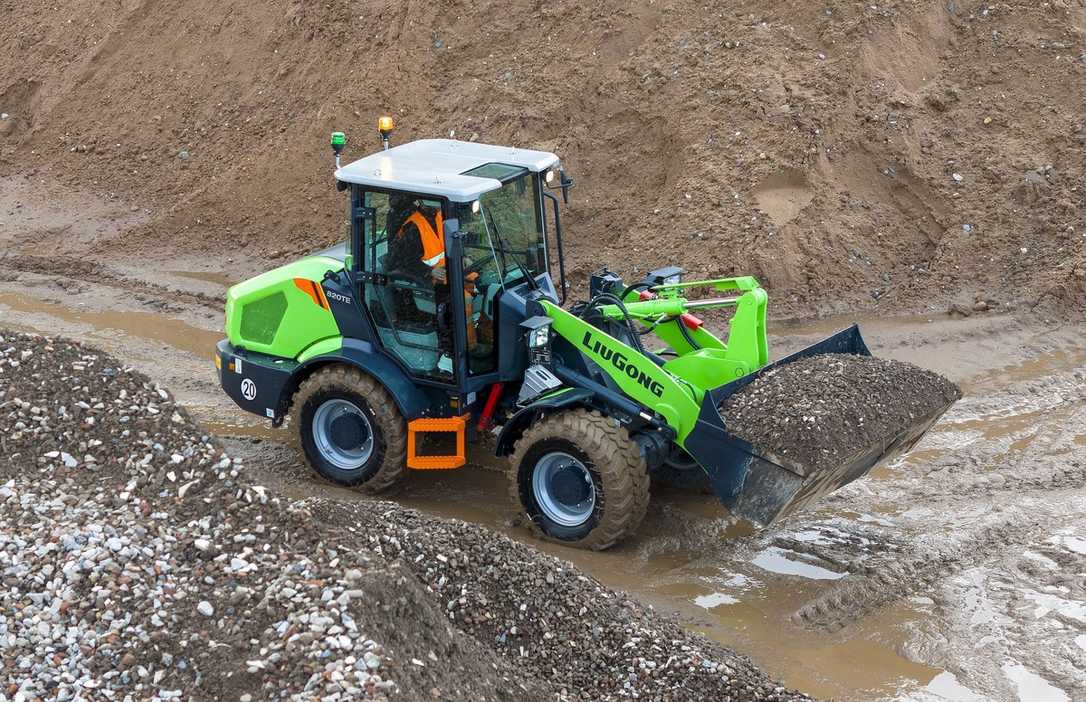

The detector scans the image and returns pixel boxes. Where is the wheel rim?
[531,451,596,527]
[312,398,374,471]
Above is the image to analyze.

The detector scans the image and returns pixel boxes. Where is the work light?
[528,323,551,349]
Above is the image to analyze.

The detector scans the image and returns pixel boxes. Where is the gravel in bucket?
[719,354,962,468]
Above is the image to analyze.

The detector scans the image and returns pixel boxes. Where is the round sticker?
[241,378,257,401]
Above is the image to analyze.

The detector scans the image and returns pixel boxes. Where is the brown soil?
[2,1,1084,318]
[720,354,961,468]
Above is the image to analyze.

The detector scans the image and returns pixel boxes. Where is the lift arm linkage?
[595,276,768,372]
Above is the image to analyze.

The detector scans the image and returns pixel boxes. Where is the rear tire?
[508,409,649,550]
[291,365,407,492]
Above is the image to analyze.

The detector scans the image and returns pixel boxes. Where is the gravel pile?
[0,330,810,701]
[0,332,546,701]
[720,353,962,468]
[307,500,808,701]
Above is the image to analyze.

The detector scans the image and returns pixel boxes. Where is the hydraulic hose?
[676,316,702,351]
[618,281,652,302]
[585,292,648,356]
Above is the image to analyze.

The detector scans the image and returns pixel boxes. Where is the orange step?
[406,414,469,470]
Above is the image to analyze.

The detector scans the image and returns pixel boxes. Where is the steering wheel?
[386,270,434,294]
[463,258,486,277]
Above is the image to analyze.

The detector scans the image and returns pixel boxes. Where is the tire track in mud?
[790,383,1086,633]
[0,254,222,310]
[791,509,1046,631]
[772,356,1086,636]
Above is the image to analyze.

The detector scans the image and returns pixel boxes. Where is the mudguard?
[292,337,433,420]
[494,388,595,456]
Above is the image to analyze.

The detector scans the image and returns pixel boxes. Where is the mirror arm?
[542,190,568,306]
[559,168,574,205]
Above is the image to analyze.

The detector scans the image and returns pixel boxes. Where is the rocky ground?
[720,354,962,467]
[0,330,810,701]
[1,1,1084,698]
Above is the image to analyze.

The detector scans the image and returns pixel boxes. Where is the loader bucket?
[681,325,956,525]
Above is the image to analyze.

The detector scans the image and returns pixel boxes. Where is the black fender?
[494,388,596,456]
[284,338,432,420]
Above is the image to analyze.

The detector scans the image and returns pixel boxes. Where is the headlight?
[646,266,684,287]
[545,169,557,184]
[528,323,551,349]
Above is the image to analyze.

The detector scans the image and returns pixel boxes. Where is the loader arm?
[538,277,770,446]
[645,276,768,367]
[594,276,769,384]
[540,300,704,442]
[539,276,954,527]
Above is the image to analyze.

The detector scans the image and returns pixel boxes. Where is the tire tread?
[508,409,649,550]
[290,365,407,492]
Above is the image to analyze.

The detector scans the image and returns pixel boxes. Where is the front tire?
[291,365,407,492]
[509,410,649,550]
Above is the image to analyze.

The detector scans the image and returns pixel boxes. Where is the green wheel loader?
[215,122,955,549]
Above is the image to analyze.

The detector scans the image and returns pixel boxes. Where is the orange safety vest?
[397,210,445,270]
[396,208,481,347]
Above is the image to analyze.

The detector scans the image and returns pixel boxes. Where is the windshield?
[456,164,546,288]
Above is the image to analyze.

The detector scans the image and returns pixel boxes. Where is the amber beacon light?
[378,116,395,150]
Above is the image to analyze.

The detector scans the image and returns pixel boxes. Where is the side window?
[361,190,455,381]
[362,191,392,273]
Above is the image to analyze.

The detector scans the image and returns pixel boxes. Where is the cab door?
[357,189,456,382]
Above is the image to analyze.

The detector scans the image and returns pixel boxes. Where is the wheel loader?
[215,119,955,549]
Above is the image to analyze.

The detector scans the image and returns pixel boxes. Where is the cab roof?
[334,138,560,202]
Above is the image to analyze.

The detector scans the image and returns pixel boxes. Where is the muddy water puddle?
[1,297,1070,700]
[0,292,221,358]
[958,346,1086,395]
[899,405,1075,466]
[168,269,237,287]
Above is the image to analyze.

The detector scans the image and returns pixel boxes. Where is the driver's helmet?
[387,193,416,236]
[389,192,414,212]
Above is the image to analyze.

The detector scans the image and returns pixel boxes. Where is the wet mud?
[1,179,1083,700]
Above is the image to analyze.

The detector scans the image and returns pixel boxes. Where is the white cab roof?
[334,138,560,202]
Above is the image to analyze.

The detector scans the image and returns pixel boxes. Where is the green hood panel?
[224,255,344,359]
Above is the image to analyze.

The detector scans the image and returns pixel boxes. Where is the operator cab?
[333,131,571,393]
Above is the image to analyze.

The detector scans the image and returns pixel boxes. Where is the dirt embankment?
[0,330,811,701]
[1,1,1084,318]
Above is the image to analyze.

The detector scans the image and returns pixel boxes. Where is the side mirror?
[559,168,574,205]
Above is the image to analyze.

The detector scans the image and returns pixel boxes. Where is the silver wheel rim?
[312,399,375,470]
[531,451,596,527]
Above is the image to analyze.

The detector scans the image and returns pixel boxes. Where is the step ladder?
[406,415,469,470]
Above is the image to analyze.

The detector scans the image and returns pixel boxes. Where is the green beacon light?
[330,131,346,169]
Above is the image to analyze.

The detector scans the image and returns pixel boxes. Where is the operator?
[386,195,482,353]
[387,193,446,284]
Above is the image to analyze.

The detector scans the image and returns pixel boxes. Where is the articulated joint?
[632,430,671,472]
